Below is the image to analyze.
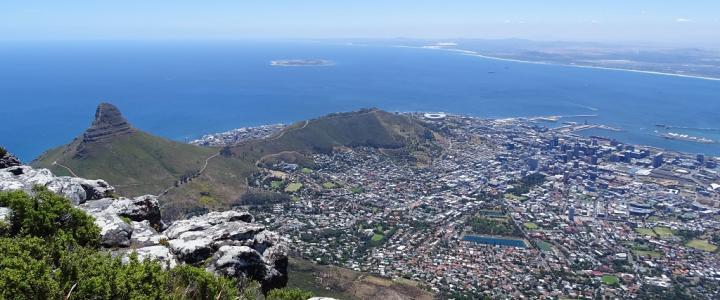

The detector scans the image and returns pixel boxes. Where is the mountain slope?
[33,103,217,197]
[229,108,433,164]
[33,105,434,221]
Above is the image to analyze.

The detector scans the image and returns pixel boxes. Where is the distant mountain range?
[359,38,720,79]
[33,103,434,220]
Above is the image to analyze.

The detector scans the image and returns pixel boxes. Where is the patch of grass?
[285,183,303,193]
[271,180,284,189]
[523,222,539,230]
[653,226,673,237]
[120,216,132,224]
[633,250,662,258]
[686,239,718,252]
[199,195,217,206]
[635,228,657,237]
[537,241,552,252]
[350,187,364,194]
[322,182,337,189]
[601,275,619,285]
[467,213,520,237]
[301,167,313,174]
[371,234,384,242]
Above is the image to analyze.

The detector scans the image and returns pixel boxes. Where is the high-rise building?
[568,206,576,222]
[527,158,539,171]
[653,153,664,168]
[707,160,718,169]
[550,136,559,148]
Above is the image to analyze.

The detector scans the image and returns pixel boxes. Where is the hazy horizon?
[2,1,719,47]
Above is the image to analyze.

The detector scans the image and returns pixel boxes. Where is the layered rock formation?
[74,102,136,159]
[0,164,288,291]
[83,102,135,143]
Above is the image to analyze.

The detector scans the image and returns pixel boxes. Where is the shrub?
[166,264,241,299]
[0,188,305,299]
[266,287,314,300]
[0,237,61,298]
[0,187,101,247]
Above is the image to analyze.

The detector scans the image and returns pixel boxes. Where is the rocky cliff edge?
[0,162,288,292]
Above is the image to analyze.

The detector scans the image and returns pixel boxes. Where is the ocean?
[1,40,719,161]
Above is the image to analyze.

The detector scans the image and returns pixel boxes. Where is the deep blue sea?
[1,40,719,162]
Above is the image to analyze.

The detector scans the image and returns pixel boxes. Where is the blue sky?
[1,1,719,45]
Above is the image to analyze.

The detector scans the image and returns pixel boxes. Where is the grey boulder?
[117,245,178,269]
[79,195,163,248]
[0,166,114,205]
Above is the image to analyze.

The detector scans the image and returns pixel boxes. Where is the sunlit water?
[1,40,718,161]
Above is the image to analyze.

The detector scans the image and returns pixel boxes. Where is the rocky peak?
[82,103,135,144]
[0,147,21,169]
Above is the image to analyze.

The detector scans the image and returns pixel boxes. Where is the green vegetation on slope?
[231,108,433,163]
[0,188,253,300]
[33,129,257,221]
[33,131,216,196]
[32,106,434,221]
[161,153,255,221]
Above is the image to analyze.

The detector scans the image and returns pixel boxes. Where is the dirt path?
[266,120,309,142]
[199,153,220,174]
[52,161,79,177]
[159,152,219,196]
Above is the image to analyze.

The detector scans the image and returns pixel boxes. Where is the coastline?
[394,45,720,82]
[270,59,334,67]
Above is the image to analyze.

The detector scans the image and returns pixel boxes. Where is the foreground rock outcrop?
[0,149,21,169]
[0,164,288,291]
[0,165,114,205]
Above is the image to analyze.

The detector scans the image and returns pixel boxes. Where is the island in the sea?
[270,59,334,67]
